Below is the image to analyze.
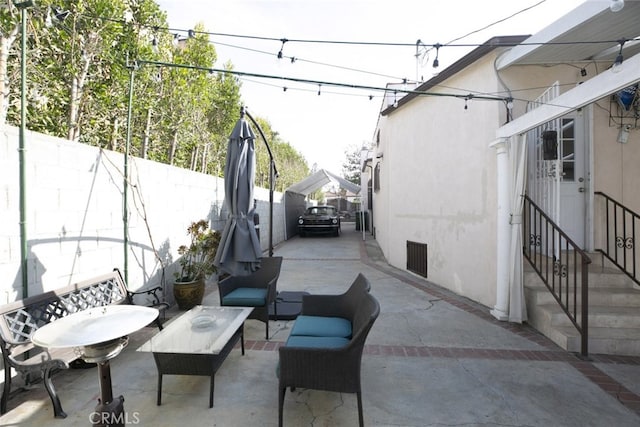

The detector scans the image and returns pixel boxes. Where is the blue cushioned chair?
[278,283,379,427]
[218,256,283,340]
[291,272,371,338]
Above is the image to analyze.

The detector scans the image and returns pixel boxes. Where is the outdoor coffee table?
[137,305,252,408]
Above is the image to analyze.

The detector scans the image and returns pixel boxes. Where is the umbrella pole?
[242,107,278,257]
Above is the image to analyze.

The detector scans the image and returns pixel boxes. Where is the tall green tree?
[2,0,307,183]
[342,143,363,185]
[0,1,21,129]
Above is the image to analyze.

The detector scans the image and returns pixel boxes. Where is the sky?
[155,0,586,175]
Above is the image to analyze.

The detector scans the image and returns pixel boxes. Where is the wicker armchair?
[299,273,371,319]
[218,256,283,339]
[278,286,380,427]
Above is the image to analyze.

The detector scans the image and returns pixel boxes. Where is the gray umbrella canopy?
[213,117,262,276]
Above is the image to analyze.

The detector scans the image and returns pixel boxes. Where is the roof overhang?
[496,0,640,69]
[285,169,361,196]
[496,51,640,138]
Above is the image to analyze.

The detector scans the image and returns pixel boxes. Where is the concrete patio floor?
[2,222,640,426]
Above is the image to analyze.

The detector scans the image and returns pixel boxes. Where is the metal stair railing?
[523,195,591,357]
[595,191,640,286]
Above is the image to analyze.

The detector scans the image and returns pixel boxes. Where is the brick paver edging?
[356,238,640,416]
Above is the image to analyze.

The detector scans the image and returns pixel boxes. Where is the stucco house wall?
[371,39,640,310]
[374,53,507,307]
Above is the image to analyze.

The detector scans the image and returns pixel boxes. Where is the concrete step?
[525,285,640,307]
[555,325,640,355]
[526,300,640,356]
[524,267,637,289]
[535,303,640,328]
[525,259,640,356]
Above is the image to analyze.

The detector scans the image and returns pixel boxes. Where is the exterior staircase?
[524,253,640,356]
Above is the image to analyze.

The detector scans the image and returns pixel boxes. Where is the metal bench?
[0,268,167,418]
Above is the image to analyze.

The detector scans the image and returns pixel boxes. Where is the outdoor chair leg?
[241,325,245,355]
[278,385,286,427]
[157,375,163,406]
[1,363,10,414]
[209,375,215,408]
[357,391,364,427]
[43,367,67,418]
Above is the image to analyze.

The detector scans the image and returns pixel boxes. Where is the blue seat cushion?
[290,315,352,338]
[285,335,350,349]
[222,288,267,306]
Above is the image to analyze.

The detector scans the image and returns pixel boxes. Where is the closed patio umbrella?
[213,112,262,276]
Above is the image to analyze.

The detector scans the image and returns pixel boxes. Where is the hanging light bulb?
[506,98,514,110]
[151,36,159,54]
[610,0,624,12]
[611,39,626,73]
[277,39,288,60]
[612,54,624,73]
[432,43,441,68]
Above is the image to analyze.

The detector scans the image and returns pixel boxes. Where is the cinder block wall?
[0,126,286,304]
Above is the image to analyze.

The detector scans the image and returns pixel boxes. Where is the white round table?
[32,305,158,426]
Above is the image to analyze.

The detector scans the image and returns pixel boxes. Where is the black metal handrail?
[595,192,639,286]
[523,195,591,357]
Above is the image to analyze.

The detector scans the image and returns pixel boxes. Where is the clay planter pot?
[173,277,205,310]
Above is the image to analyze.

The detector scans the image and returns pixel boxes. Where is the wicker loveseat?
[278,273,379,427]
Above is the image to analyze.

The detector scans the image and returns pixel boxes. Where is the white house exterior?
[366,0,640,352]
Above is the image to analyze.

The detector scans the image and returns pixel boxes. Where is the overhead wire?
[239,75,383,100]
[211,39,409,82]
[59,7,638,110]
[77,10,634,51]
[137,58,598,111]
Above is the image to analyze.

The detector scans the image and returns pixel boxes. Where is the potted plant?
[173,219,221,310]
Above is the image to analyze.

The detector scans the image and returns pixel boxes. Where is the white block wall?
[0,126,286,304]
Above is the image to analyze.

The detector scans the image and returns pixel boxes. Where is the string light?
[277,38,288,59]
[611,38,626,73]
[432,43,441,68]
[44,9,635,113]
[151,35,159,54]
[136,58,592,112]
[70,9,640,91]
[76,10,639,53]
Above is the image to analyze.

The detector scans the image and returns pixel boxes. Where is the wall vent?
[406,241,428,278]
